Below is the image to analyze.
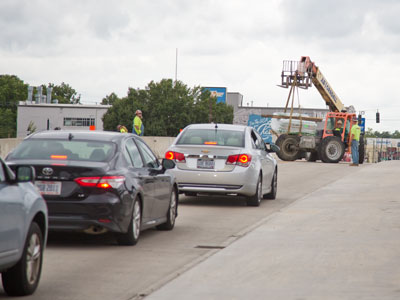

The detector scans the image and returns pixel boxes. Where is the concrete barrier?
[0,136,175,159]
[0,138,24,159]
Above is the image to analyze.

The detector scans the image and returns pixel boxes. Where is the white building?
[17,102,110,137]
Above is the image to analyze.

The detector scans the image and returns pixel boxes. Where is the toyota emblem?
[42,167,53,176]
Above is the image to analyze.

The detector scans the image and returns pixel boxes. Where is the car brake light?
[51,155,67,160]
[226,154,252,167]
[74,176,125,189]
[165,151,186,162]
[204,141,217,145]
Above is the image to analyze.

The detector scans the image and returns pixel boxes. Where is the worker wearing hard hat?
[133,110,144,136]
[117,125,128,133]
[333,119,344,137]
[350,118,361,166]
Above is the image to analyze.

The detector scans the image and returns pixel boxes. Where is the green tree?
[48,82,81,104]
[365,127,375,138]
[0,108,17,138]
[101,92,120,105]
[102,79,233,136]
[392,130,400,139]
[0,75,28,138]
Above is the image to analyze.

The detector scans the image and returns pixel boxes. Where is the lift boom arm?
[280,56,346,112]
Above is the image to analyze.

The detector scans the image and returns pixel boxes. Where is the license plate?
[35,181,62,195]
[197,159,215,169]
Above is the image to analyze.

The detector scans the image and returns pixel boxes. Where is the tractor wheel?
[319,136,345,163]
[275,135,301,161]
[359,135,365,164]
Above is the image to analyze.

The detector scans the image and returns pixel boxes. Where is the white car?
[165,124,278,206]
[0,157,48,296]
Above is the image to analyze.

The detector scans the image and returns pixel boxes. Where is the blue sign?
[203,87,227,104]
[247,114,273,143]
[360,117,366,133]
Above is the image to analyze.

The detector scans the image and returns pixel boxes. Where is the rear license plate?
[35,181,62,195]
[197,159,215,169]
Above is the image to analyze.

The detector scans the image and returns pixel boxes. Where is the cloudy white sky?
[1,0,399,132]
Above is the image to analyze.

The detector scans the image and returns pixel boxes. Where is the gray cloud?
[279,0,400,54]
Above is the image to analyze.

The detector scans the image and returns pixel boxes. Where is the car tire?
[2,222,44,296]
[264,169,277,200]
[116,198,141,246]
[157,187,178,231]
[246,175,262,207]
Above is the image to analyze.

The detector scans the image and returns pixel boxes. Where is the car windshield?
[176,129,244,147]
[9,139,116,162]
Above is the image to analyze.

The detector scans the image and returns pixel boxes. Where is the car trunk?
[8,160,111,200]
[172,145,243,172]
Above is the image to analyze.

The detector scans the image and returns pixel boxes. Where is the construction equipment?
[272,56,364,163]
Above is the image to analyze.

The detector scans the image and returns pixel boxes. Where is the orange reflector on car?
[204,141,217,145]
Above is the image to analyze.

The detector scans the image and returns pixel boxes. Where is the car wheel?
[157,187,178,231]
[2,222,44,296]
[264,169,277,200]
[116,198,141,246]
[246,174,262,207]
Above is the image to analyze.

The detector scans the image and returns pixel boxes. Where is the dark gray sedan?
[6,130,178,246]
[0,157,48,296]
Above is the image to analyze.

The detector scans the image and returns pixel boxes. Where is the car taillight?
[226,154,252,167]
[165,151,186,162]
[51,155,67,160]
[74,176,125,189]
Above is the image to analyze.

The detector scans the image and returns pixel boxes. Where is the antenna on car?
[68,133,73,140]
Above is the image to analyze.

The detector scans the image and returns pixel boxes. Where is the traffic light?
[376,112,380,123]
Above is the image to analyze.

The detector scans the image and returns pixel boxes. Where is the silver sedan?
[165,123,278,206]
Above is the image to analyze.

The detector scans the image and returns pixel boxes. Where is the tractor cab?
[323,112,357,146]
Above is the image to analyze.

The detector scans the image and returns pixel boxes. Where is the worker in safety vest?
[117,125,128,133]
[350,118,361,166]
[333,119,344,137]
[133,110,144,136]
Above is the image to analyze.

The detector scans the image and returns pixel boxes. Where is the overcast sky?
[1,0,399,132]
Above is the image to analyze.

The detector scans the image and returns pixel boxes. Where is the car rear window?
[9,139,116,162]
[176,129,244,147]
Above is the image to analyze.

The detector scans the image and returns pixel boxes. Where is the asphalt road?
[0,161,361,300]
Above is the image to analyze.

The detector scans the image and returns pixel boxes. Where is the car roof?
[184,123,248,131]
[26,130,132,143]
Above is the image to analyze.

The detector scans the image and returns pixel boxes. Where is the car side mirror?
[162,158,176,170]
[266,143,280,153]
[16,166,35,182]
